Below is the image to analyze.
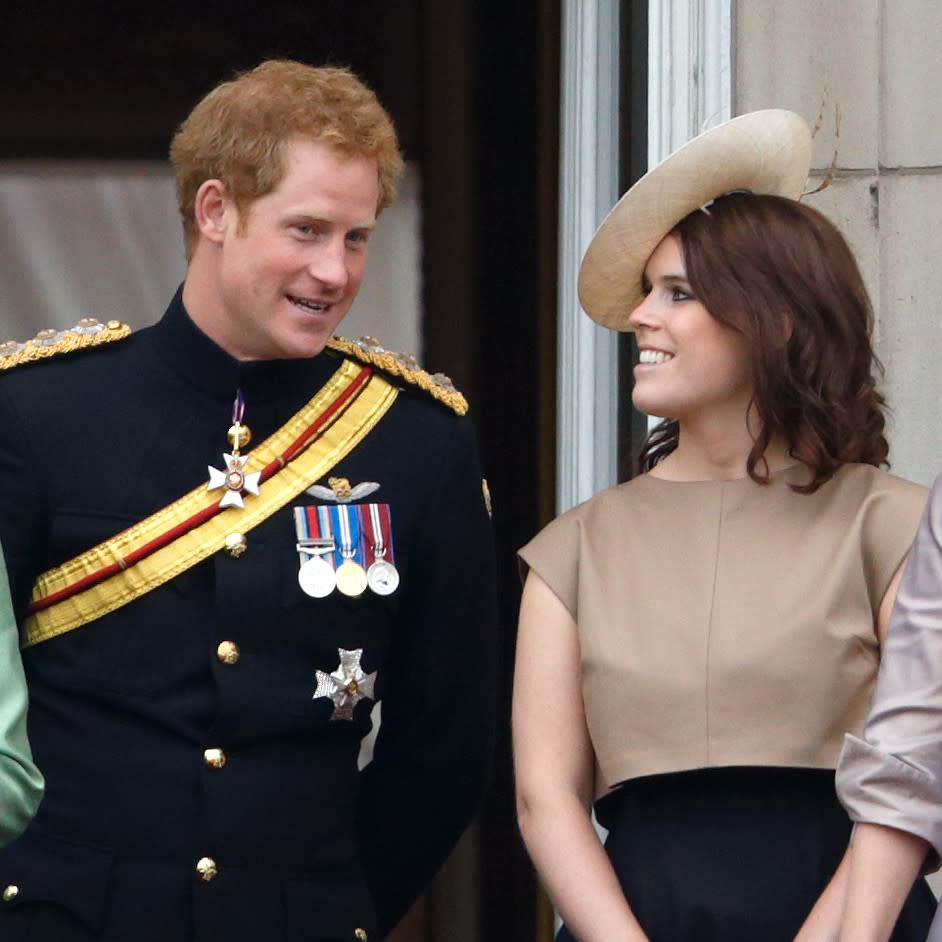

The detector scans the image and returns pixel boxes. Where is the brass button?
[203,747,226,769]
[216,641,240,665]
[355,931,368,941]
[106,320,122,330]
[2,884,18,902]
[195,857,218,882]
[224,532,248,558]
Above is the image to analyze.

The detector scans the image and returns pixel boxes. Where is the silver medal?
[298,555,336,598]
[367,559,400,596]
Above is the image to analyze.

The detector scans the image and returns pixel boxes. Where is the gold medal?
[335,559,368,597]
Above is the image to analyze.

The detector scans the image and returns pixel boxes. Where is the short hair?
[170,59,404,260]
[639,192,889,493]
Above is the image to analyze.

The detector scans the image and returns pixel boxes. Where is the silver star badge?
[207,453,261,509]
[314,648,377,721]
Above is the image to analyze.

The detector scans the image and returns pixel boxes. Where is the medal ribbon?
[294,506,334,565]
[359,503,395,567]
[329,504,363,566]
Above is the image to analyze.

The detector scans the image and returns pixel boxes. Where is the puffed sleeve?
[0,544,43,846]
[836,472,942,869]
[355,416,498,934]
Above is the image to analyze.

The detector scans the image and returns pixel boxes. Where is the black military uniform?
[0,289,497,942]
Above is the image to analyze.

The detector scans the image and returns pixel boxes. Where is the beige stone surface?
[875,173,942,485]
[881,0,942,167]
[803,175,880,308]
[736,0,879,171]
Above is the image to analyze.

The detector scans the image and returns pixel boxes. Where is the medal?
[293,506,337,598]
[332,504,367,597]
[207,390,260,509]
[298,556,336,598]
[360,502,400,596]
[367,560,399,596]
[313,647,377,721]
[336,559,369,597]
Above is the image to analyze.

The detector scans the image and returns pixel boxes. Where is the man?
[0,60,497,942]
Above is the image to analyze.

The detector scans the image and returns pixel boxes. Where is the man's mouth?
[287,295,331,313]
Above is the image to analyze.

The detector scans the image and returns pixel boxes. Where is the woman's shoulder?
[827,463,928,508]
[520,475,659,554]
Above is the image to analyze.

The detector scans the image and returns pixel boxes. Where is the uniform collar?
[149,285,337,404]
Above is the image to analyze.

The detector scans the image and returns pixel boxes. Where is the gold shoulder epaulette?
[0,319,132,371]
[327,336,468,416]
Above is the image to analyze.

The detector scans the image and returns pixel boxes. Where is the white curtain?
[0,160,422,359]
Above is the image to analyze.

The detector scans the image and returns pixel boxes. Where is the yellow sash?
[22,361,398,647]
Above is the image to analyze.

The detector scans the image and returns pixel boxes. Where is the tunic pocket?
[283,871,378,942]
[0,828,115,936]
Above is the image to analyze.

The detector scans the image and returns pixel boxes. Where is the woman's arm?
[838,824,929,942]
[512,572,648,942]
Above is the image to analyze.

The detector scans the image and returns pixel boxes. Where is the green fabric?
[0,547,43,845]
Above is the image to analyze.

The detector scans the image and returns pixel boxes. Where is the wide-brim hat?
[578,109,812,330]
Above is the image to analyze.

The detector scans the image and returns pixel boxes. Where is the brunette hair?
[170,59,403,260]
[638,192,888,492]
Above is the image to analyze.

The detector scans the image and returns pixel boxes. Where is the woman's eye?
[671,287,691,302]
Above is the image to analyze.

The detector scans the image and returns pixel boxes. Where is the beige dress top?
[519,463,927,800]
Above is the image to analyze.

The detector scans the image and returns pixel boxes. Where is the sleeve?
[517,508,582,617]
[355,416,498,934]
[0,544,44,846]
[836,473,942,869]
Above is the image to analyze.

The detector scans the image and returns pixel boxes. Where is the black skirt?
[556,767,936,942]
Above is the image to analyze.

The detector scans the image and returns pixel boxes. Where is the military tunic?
[0,290,498,941]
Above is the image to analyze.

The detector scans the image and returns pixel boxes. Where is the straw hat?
[578,109,813,331]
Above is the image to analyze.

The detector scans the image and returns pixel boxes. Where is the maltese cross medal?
[207,453,261,509]
[314,648,377,721]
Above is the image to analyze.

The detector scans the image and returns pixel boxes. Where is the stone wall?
[737,0,942,485]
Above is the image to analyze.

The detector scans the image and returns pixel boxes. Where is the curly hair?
[638,192,888,493]
[170,60,403,260]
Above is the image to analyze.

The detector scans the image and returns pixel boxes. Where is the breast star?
[314,648,378,721]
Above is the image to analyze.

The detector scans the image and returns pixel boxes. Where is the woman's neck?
[649,415,794,482]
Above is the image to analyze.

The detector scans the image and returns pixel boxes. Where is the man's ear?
[193,179,233,245]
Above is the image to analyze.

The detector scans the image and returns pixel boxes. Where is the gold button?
[2,884,18,902]
[355,931,368,941]
[216,641,240,665]
[203,747,226,769]
[106,320,122,330]
[195,857,218,882]
[223,532,248,558]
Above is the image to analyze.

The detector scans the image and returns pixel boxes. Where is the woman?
[836,473,942,942]
[0,544,42,846]
[513,110,936,942]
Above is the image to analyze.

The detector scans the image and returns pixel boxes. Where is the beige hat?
[578,109,813,330]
